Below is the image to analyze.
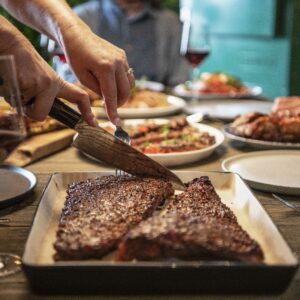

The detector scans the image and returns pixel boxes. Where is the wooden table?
[0,121,299,300]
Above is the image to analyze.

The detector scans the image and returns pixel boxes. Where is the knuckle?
[41,75,52,87]
[77,90,89,101]
[34,111,47,121]
[100,61,114,72]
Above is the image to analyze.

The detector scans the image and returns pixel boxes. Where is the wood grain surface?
[0,120,299,300]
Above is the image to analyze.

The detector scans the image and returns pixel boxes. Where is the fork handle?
[49,98,82,129]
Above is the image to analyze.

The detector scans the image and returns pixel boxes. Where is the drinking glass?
[181,21,210,101]
[0,55,26,277]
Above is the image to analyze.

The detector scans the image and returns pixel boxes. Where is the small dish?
[0,165,37,208]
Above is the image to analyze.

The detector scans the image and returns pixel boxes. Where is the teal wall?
[200,36,290,98]
[189,0,298,99]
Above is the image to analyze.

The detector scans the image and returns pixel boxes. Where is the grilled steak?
[54,175,174,260]
[118,177,264,263]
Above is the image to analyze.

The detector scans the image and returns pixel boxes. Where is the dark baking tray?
[22,171,299,294]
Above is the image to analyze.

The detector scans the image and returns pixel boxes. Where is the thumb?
[57,81,98,127]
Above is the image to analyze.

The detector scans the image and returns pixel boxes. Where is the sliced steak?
[54,175,174,260]
[118,176,264,263]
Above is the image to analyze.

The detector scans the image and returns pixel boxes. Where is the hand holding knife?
[49,98,185,189]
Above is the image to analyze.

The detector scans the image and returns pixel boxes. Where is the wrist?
[58,23,92,53]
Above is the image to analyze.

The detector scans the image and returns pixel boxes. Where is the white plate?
[184,99,273,121]
[77,119,224,167]
[135,80,165,92]
[222,150,300,195]
[224,125,300,150]
[173,83,263,100]
[92,95,186,119]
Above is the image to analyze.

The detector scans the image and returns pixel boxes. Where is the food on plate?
[123,90,170,108]
[272,96,300,117]
[25,117,65,136]
[183,72,250,96]
[53,175,174,260]
[91,89,170,109]
[0,105,65,137]
[228,112,300,143]
[126,118,216,154]
[54,175,263,263]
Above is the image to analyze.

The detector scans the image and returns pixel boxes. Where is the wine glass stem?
[191,67,198,104]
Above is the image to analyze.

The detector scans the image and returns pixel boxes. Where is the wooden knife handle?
[49,98,82,129]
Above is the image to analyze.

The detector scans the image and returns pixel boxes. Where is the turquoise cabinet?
[185,0,300,99]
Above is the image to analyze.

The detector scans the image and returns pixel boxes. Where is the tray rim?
[22,170,299,269]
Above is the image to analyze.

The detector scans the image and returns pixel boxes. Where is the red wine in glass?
[185,48,210,68]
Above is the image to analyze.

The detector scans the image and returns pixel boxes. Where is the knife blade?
[49,99,185,189]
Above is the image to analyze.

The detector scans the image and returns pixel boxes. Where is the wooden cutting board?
[5,129,75,167]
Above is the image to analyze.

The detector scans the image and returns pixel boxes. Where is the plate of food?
[22,171,298,294]
[91,89,186,118]
[77,118,224,167]
[224,112,300,149]
[173,72,262,99]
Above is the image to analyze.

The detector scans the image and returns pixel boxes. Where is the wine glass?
[0,55,26,277]
[181,21,210,102]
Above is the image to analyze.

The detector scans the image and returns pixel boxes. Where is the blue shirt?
[70,0,189,85]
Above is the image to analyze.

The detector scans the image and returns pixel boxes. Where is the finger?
[24,89,56,121]
[74,81,101,100]
[123,55,135,89]
[96,70,121,126]
[77,70,102,98]
[127,72,135,89]
[125,67,135,90]
[58,82,98,127]
[115,67,131,107]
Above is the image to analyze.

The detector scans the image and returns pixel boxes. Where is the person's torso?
[97,0,157,81]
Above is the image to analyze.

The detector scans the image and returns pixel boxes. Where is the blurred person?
[0,0,135,126]
[54,0,189,87]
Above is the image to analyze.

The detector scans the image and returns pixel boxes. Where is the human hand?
[61,28,135,126]
[3,36,97,126]
[75,82,100,101]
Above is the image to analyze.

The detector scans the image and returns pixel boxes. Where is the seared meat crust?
[118,177,264,263]
[54,175,174,260]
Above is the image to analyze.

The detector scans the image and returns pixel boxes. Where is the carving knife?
[49,98,185,189]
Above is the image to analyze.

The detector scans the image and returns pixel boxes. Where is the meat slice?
[54,175,174,260]
[118,177,264,263]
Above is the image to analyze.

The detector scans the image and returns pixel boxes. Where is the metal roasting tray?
[22,171,299,294]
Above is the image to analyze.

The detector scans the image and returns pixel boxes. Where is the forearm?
[0,16,28,53]
[0,0,91,47]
